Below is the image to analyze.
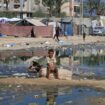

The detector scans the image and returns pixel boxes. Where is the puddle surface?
[0,43,105,79]
[0,85,105,105]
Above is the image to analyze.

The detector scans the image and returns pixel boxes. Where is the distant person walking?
[82,25,87,41]
[83,32,86,41]
[53,26,61,41]
[31,27,35,37]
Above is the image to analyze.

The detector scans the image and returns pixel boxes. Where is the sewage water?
[0,85,105,105]
[0,43,105,79]
[0,54,105,79]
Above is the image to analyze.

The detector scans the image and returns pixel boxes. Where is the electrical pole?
[81,0,83,35]
[69,0,74,36]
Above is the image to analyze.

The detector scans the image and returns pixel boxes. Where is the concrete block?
[41,67,72,80]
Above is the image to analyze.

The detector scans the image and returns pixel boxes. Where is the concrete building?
[61,0,80,16]
[0,0,34,11]
[0,0,35,18]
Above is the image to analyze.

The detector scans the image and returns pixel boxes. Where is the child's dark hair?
[48,49,54,53]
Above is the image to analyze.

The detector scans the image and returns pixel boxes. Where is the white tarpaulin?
[0,17,21,23]
[26,19,46,26]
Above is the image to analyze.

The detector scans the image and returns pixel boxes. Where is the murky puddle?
[73,54,105,79]
[0,85,105,105]
[0,43,105,79]
[0,54,105,79]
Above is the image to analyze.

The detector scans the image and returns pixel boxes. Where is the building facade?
[61,0,80,16]
[0,0,35,12]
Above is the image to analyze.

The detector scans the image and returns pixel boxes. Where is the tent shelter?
[15,18,46,26]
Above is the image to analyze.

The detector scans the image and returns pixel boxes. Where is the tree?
[86,0,105,16]
[55,0,65,17]
[42,0,55,16]
[97,2,105,15]
[42,0,65,17]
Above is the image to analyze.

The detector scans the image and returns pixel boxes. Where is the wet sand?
[0,77,105,90]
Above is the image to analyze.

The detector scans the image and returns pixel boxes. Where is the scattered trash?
[78,89,83,92]
[0,33,7,37]
[17,85,21,88]
[13,73,28,77]
[26,43,30,46]
[58,40,64,45]
[12,95,15,99]
[34,95,39,98]
[29,103,38,105]
[65,100,73,104]
[0,97,3,100]
[8,84,12,88]
[83,78,87,80]
[58,40,72,46]
[45,41,49,44]
[3,43,16,48]
[92,49,97,55]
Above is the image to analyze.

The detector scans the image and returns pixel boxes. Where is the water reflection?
[0,85,105,105]
[46,88,58,105]
[0,43,105,79]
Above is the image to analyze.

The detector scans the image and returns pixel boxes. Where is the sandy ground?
[0,77,105,90]
[0,35,105,50]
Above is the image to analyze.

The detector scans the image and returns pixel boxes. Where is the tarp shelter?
[0,17,21,24]
[60,18,73,36]
[15,18,46,26]
[0,17,10,23]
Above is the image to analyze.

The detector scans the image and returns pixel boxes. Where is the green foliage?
[42,0,55,16]
[0,12,17,18]
[86,0,105,16]
[42,0,65,17]
[60,12,67,17]
[33,9,47,17]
